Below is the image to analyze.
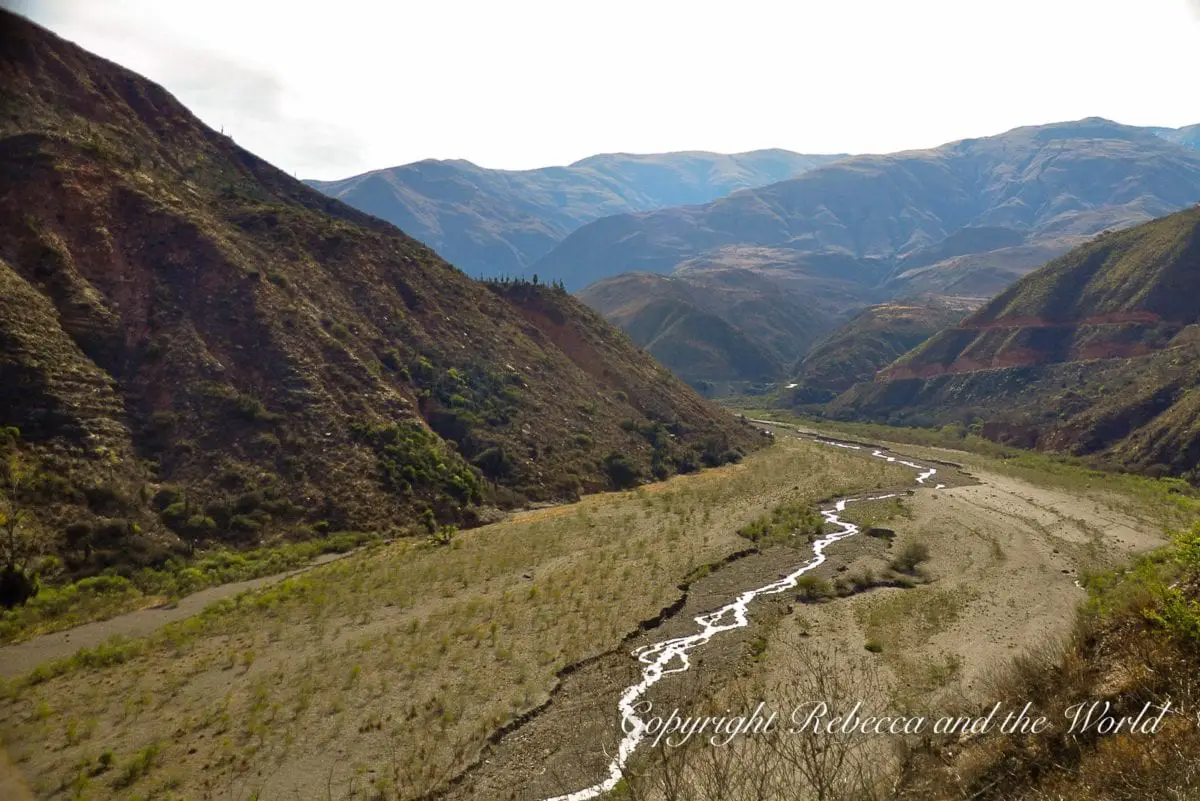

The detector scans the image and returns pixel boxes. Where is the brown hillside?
[831,207,1200,478]
[0,11,759,577]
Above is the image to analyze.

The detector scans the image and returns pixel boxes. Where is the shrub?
[603,453,641,490]
[472,446,514,479]
[891,542,931,575]
[796,575,832,602]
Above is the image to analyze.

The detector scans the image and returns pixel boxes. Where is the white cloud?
[6,0,1200,179]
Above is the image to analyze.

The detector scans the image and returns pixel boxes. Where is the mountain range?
[305,150,843,279]
[0,11,759,576]
[786,298,975,403]
[523,119,1200,385]
[534,118,1200,292]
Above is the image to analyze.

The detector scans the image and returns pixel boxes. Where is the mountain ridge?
[305,149,844,279]
[536,117,1200,293]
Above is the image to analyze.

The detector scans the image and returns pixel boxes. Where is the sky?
[6,0,1200,180]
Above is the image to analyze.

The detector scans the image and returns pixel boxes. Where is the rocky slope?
[0,11,761,576]
[830,206,1200,477]
[306,150,842,279]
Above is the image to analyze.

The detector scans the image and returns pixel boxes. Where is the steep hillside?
[831,206,1200,478]
[0,11,760,578]
[305,150,842,279]
[578,270,837,387]
[534,119,1200,293]
[786,298,973,403]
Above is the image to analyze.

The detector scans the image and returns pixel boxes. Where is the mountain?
[1152,123,1200,151]
[536,119,1200,294]
[830,205,1200,478]
[305,150,843,279]
[785,298,975,403]
[0,10,760,579]
[578,270,838,389]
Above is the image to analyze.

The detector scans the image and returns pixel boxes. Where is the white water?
[542,437,947,801]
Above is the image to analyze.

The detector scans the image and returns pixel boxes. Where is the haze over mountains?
[305,150,843,279]
[0,11,758,574]
[308,119,1200,391]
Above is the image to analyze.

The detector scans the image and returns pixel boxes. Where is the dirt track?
[0,550,354,679]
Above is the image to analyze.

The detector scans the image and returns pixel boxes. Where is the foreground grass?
[0,531,377,644]
[0,437,912,800]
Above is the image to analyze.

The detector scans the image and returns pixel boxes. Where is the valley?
[3,4,1200,800]
[2,423,1187,799]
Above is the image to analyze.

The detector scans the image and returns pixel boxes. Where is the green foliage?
[796,574,833,602]
[115,741,160,788]
[602,452,641,490]
[471,446,514,479]
[891,542,931,574]
[1145,587,1200,647]
[738,500,822,546]
[351,421,482,511]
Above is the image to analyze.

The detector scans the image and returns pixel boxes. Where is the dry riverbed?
[0,428,1174,800]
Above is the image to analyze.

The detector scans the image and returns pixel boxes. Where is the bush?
[739,501,822,546]
[603,453,641,490]
[796,575,832,602]
[0,566,37,608]
[891,542,931,575]
[472,446,514,479]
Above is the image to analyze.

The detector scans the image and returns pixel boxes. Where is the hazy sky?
[7,0,1199,179]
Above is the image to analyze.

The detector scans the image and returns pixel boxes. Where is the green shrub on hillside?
[603,453,641,490]
[351,421,482,513]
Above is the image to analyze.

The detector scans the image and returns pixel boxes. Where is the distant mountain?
[1152,123,1200,151]
[830,205,1200,478]
[786,298,974,403]
[305,150,843,278]
[578,271,838,388]
[0,11,761,577]
[538,119,1200,295]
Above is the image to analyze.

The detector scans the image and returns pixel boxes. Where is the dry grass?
[0,437,912,800]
